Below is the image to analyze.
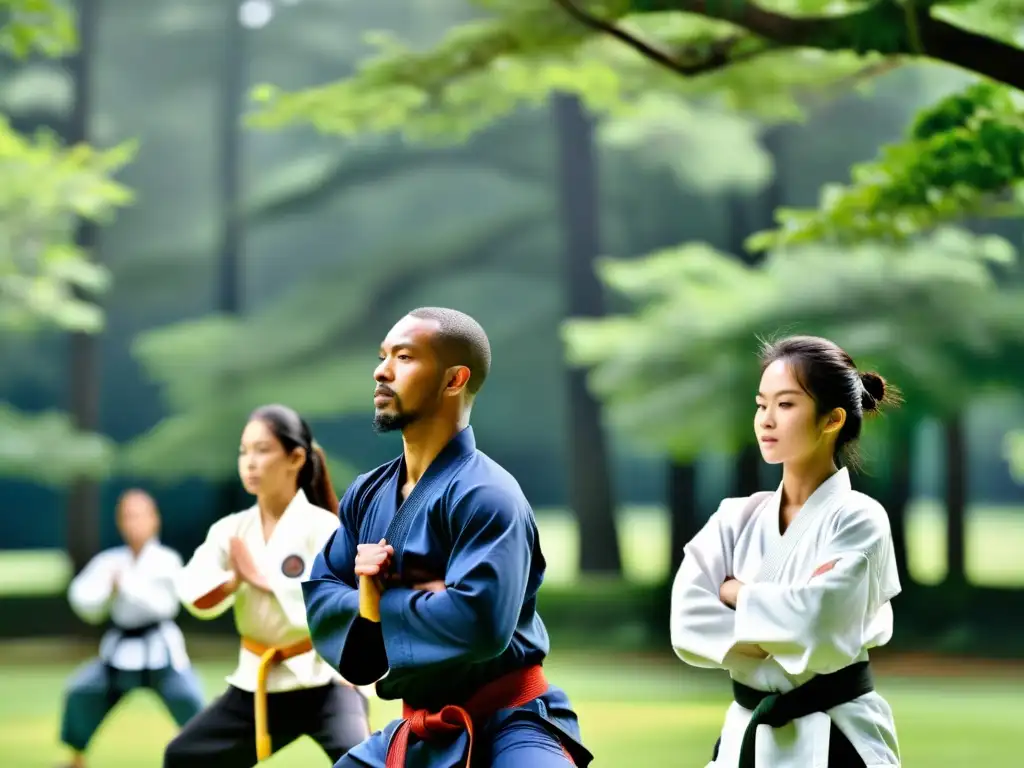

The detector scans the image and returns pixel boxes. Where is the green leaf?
[0,116,136,333]
[248,0,873,143]
[752,82,1024,248]
[124,202,551,483]
[563,227,1024,461]
[1003,429,1024,484]
[0,403,113,484]
[0,0,77,60]
[598,93,773,192]
[0,2,139,482]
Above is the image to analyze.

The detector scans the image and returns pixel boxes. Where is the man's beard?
[373,377,445,434]
[372,410,415,433]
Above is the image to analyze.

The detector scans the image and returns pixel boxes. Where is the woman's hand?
[229,537,271,592]
[719,577,744,609]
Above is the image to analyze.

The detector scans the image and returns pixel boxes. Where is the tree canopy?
[252,0,1024,245]
[562,228,1023,460]
[120,201,550,486]
[0,0,136,483]
[117,0,1024,489]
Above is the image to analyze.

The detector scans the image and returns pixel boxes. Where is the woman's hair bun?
[860,371,886,411]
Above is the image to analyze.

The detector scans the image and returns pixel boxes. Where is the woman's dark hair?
[247,404,339,514]
[759,335,902,470]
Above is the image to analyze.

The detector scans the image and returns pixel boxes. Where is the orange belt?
[241,636,314,761]
[384,664,574,768]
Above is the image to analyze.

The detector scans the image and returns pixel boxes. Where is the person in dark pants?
[166,682,369,767]
[163,405,370,767]
[59,489,205,768]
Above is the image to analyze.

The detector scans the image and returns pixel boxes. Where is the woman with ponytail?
[166,404,369,768]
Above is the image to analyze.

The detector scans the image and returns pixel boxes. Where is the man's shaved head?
[406,307,491,395]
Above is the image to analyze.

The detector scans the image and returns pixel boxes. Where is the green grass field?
[0,649,1018,767]
[0,501,1020,764]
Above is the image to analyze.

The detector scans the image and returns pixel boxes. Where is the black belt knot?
[734,661,874,768]
[112,621,161,638]
[102,621,164,703]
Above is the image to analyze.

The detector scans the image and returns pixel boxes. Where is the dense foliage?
[0,0,135,483]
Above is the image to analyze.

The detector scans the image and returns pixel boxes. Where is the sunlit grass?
[0,652,1018,767]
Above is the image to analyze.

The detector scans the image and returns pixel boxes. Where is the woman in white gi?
[164,404,370,767]
[671,335,903,768]
[59,489,204,768]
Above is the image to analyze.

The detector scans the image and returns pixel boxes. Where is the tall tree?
[64,0,103,572]
[121,201,552,486]
[0,1,134,505]
[942,415,967,586]
[250,0,1024,250]
[214,0,253,519]
[247,0,1024,587]
[243,0,822,570]
[553,93,621,573]
[560,228,1024,575]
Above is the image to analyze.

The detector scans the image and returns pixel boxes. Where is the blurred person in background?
[671,335,903,768]
[164,404,369,768]
[58,489,204,768]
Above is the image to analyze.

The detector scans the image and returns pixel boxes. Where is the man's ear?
[444,366,471,396]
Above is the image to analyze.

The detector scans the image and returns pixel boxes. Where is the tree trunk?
[726,128,783,502]
[552,93,621,574]
[667,461,699,573]
[66,0,102,574]
[857,418,913,585]
[885,420,913,584]
[734,444,762,498]
[214,1,248,522]
[943,415,967,586]
[731,124,784,267]
[219,0,244,317]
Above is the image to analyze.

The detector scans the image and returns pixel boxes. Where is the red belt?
[384,664,574,767]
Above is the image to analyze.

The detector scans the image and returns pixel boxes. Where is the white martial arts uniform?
[176,489,343,693]
[69,538,192,671]
[62,539,204,752]
[671,467,902,768]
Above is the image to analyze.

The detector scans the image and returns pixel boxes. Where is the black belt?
[113,621,162,640]
[734,661,874,768]
[103,622,164,699]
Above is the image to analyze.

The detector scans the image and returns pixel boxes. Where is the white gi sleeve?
[67,551,117,625]
[671,497,753,668]
[733,501,902,676]
[176,515,239,619]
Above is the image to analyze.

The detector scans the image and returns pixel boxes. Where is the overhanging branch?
[916,14,1024,90]
[625,0,1024,91]
[553,0,778,78]
[802,57,904,109]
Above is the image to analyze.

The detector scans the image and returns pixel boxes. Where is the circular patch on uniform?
[281,554,305,578]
